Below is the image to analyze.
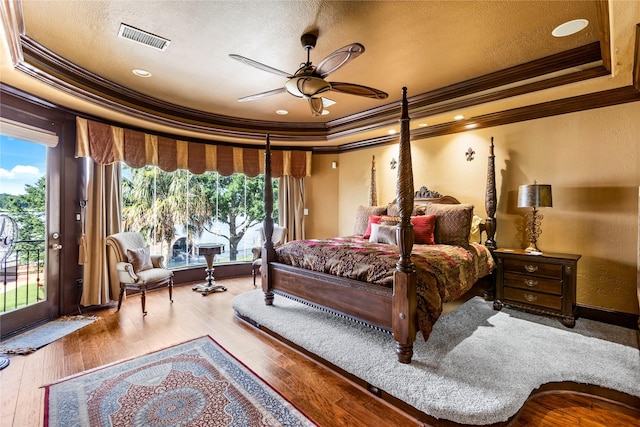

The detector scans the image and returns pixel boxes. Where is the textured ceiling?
[2,1,639,147]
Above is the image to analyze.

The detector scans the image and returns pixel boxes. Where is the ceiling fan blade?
[308,98,323,116]
[329,82,389,99]
[315,43,365,78]
[238,87,287,102]
[229,54,292,78]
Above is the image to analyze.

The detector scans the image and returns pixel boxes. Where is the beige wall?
[305,154,340,239]
[306,101,640,315]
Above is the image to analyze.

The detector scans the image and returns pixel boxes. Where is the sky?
[0,135,46,195]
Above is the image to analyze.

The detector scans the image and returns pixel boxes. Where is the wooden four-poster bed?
[259,87,497,364]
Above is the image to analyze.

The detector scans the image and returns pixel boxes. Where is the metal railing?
[1,240,46,313]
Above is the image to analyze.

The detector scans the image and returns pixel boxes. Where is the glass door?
[0,133,60,336]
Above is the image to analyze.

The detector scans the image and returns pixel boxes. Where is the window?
[0,135,48,312]
[121,164,278,269]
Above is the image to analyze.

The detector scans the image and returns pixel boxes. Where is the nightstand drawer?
[503,272,562,295]
[503,258,562,278]
[504,287,562,311]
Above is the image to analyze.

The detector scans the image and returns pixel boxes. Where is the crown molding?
[5,0,638,153]
[16,33,610,145]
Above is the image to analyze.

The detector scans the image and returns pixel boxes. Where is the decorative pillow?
[380,215,400,225]
[387,203,424,217]
[127,246,153,273]
[411,214,436,244]
[353,205,387,236]
[363,215,382,239]
[413,204,428,216]
[369,223,397,245]
[423,203,474,246]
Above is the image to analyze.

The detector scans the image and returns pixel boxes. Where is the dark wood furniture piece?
[192,243,227,295]
[259,88,498,364]
[493,249,581,327]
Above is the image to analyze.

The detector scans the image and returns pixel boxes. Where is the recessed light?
[552,19,589,37]
[418,123,428,127]
[132,69,151,77]
[465,123,478,129]
[276,109,288,115]
[454,115,464,120]
[388,129,397,135]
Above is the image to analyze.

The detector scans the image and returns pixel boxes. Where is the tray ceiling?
[1,1,639,148]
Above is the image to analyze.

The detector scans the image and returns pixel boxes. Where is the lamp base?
[525,242,541,253]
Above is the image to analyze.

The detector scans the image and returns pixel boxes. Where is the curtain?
[279,176,305,241]
[80,161,122,306]
[75,117,311,178]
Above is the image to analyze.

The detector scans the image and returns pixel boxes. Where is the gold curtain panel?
[75,117,311,178]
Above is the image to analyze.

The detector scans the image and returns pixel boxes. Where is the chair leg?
[141,288,147,315]
[117,286,125,311]
[252,267,256,287]
[169,278,174,303]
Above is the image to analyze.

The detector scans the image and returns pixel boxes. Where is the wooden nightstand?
[493,249,581,327]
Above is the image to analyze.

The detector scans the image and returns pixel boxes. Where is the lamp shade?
[517,184,553,208]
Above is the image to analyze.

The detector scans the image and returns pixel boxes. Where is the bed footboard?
[267,262,393,331]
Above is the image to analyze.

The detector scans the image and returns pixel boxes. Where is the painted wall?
[306,101,640,315]
[305,154,340,239]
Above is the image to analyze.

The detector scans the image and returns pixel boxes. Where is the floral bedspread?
[275,237,495,340]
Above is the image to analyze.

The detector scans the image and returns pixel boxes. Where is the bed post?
[369,156,377,206]
[484,137,497,250]
[262,134,275,305]
[393,87,417,364]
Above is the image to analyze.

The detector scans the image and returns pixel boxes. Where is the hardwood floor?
[1,277,638,427]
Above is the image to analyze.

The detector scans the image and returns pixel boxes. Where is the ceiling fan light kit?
[230,33,388,116]
[284,76,331,99]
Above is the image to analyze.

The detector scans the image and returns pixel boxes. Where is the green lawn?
[1,282,45,312]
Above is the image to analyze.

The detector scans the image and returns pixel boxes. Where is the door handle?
[51,244,63,250]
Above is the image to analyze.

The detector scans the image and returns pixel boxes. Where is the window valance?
[75,117,311,178]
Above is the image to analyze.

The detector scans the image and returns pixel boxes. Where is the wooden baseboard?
[577,304,639,331]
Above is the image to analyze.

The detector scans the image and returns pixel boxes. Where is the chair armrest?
[150,254,166,269]
[251,246,261,260]
[116,261,139,283]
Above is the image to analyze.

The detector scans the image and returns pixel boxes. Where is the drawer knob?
[524,264,538,273]
[524,279,538,287]
[524,293,538,302]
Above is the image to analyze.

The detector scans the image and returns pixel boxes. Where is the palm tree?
[122,166,185,261]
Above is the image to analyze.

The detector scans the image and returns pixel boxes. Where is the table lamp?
[517,181,553,252]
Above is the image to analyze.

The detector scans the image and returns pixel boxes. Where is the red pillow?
[363,215,382,239]
[411,214,436,244]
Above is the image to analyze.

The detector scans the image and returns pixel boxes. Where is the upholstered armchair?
[251,226,287,287]
[106,232,174,315]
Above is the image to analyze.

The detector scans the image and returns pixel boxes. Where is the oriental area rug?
[44,336,316,427]
[233,290,640,425]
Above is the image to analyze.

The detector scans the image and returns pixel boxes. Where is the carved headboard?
[413,186,460,205]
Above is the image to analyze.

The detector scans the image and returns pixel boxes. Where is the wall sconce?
[465,147,475,161]
[517,181,553,253]
[390,158,397,169]
[331,161,337,169]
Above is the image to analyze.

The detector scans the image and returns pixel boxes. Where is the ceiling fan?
[229,33,389,116]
